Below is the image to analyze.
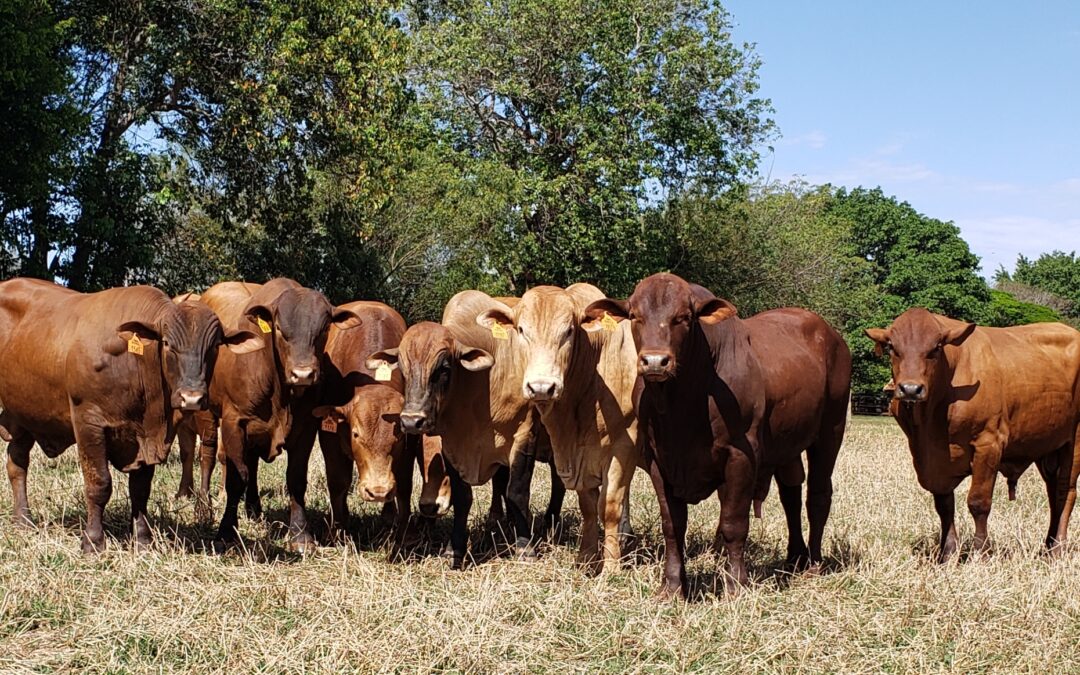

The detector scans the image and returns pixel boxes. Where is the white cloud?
[955,215,1080,276]
[777,130,827,149]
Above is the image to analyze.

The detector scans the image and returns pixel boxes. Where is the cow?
[865,308,1080,560]
[0,278,260,552]
[584,273,851,599]
[200,278,362,552]
[367,290,564,568]
[476,284,639,572]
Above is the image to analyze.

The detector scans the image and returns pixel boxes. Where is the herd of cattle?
[0,273,1077,599]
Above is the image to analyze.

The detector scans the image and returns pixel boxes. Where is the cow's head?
[417,435,452,517]
[581,273,735,382]
[865,308,976,403]
[313,385,405,503]
[477,288,577,402]
[119,300,262,413]
[366,322,493,435]
[244,288,362,391]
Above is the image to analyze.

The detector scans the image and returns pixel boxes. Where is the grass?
[1,417,1079,673]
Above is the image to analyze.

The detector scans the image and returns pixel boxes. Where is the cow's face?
[367,322,493,435]
[246,289,361,391]
[314,387,404,503]
[865,308,976,403]
[478,288,576,402]
[417,436,451,517]
[581,273,735,383]
[119,301,262,412]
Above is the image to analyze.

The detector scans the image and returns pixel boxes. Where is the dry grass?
[1,417,1079,673]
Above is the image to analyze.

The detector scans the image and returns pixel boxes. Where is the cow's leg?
[599,450,635,572]
[176,421,197,500]
[244,450,263,521]
[446,462,473,569]
[806,422,842,572]
[284,428,317,554]
[648,459,687,601]
[506,450,536,557]
[776,478,808,570]
[1055,425,1080,549]
[128,464,155,551]
[389,448,418,556]
[575,486,602,572]
[968,445,1000,556]
[6,435,34,527]
[489,464,509,522]
[718,452,753,593]
[546,462,566,532]
[933,491,958,562]
[214,421,248,549]
[75,425,112,554]
[320,437,353,540]
[196,414,219,518]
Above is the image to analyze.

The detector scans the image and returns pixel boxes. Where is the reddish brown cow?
[0,278,259,551]
[201,279,361,552]
[585,273,851,599]
[866,308,1080,559]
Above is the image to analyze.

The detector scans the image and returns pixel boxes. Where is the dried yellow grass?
[1,417,1078,673]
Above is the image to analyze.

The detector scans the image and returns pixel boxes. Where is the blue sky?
[724,0,1079,277]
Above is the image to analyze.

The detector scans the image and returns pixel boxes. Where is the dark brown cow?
[866,308,1080,559]
[585,273,851,599]
[0,278,259,551]
[201,278,361,552]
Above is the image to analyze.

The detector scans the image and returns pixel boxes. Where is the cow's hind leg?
[1056,425,1080,550]
[806,413,844,572]
[6,434,34,527]
[75,425,112,554]
[129,464,155,551]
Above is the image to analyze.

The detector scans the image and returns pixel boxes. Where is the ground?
[1,416,1079,672]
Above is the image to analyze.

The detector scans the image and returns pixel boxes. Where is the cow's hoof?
[802,562,823,577]
[288,535,317,555]
[81,536,106,555]
[133,536,153,553]
[12,513,34,530]
[653,583,685,602]
[174,486,194,501]
[244,504,264,522]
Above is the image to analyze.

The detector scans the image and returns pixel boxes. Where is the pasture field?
[1,416,1079,673]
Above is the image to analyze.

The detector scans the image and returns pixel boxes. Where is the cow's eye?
[563,325,573,338]
[928,344,942,358]
[161,339,170,348]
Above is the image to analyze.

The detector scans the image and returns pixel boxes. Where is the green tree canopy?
[996,251,1080,318]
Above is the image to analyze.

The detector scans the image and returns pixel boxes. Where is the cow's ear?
[312,405,347,422]
[223,329,263,355]
[864,328,889,357]
[695,298,737,325]
[476,307,515,331]
[118,320,160,342]
[581,299,629,332]
[943,321,976,346]
[458,346,494,372]
[244,303,274,330]
[332,308,363,331]
[366,348,399,372]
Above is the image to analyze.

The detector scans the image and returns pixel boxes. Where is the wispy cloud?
[777,130,827,149]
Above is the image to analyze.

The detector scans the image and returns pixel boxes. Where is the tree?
[985,289,1061,327]
[996,251,1080,318]
[406,0,774,298]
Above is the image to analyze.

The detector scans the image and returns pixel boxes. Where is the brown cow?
[367,290,564,567]
[477,284,639,571]
[201,279,362,552]
[866,308,1080,560]
[585,273,851,599]
[0,278,259,552]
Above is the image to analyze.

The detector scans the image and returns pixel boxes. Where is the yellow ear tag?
[601,312,618,332]
[127,335,144,355]
[374,363,393,382]
[491,323,509,340]
[256,317,272,334]
[321,416,338,433]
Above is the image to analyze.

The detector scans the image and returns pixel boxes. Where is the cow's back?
[324,301,406,396]
[200,281,263,330]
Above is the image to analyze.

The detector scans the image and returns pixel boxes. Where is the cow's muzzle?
[360,483,396,503]
[399,411,431,435]
[895,381,927,402]
[287,364,318,388]
[638,351,674,382]
[524,377,563,402]
[175,388,208,412]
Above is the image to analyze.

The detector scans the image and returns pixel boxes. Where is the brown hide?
[584,272,851,598]
[866,308,1080,559]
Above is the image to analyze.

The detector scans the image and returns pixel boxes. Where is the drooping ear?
[476,306,515,331]
[243,302,274,330]
[695,298,738,325]
[942,321,976,346]
[864,328,890,357]
[223,329,263,355]
[312,405,347,422]
[366,347,399,372]
[332,308,363,330]
[581,299,629,332]
[118,320,161,343]
[458,346,494,372]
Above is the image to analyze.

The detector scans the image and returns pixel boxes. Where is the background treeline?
[1,0,1077,394]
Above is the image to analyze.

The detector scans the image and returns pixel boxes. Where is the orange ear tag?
[491,323,509,340]
[127,335,144,355]
[375,363,393,381]
[321,417,338,433]
[601,312,618,332]
[257,317,272,334]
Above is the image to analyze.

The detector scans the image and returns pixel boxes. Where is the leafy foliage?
[996,251,1080,318]
[986,289,1062,327]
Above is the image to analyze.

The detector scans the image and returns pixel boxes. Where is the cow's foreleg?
[576,486,602,573]
[75,426,111,554]
[545,462,566,532]
[648,459,687,600]
[446,462,472,569]
[128,464,155,551]
[213,422,247,550]
[196,413,219,519]
[6,434,34,527]
[319,433,353,540]
[717,448,753,593]
[599,451,635,573]
[506,450,536,558]
[968,443,1000,556]
[489,465,509,522]
[176,421,197,500]
[244,450,263,521]
[933,491,958,562]
[284,434,316,554]
[390,447,417,555]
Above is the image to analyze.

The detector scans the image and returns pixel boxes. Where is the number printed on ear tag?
[375,363,392,381]
[491,323,509,340]
[601,312,618,332]
[321,417,338,433]
[127,335,144,355]
[256,317,272,334]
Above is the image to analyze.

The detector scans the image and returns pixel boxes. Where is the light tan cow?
[477,284,640,571]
